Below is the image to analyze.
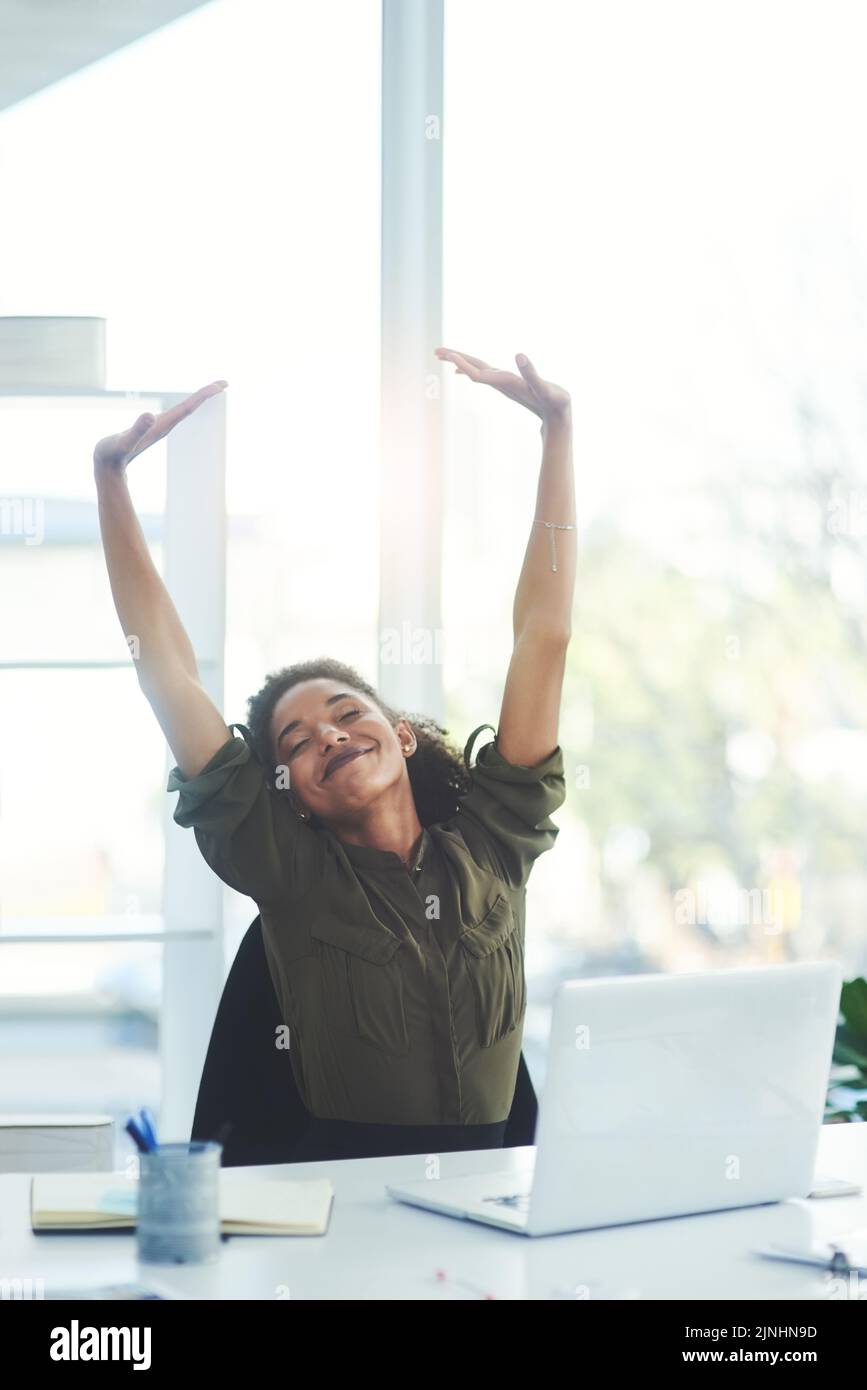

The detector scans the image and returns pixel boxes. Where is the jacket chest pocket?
[458,893,526,1048]
[309,914,410,1058]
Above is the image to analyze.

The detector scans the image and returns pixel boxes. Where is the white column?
[379,0,445,723]
[160,388,227,1139]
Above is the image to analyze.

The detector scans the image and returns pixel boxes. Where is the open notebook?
[31,1171,334,1236]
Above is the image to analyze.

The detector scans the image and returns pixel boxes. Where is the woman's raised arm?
[93,381,233,778]
[436,348,574,767]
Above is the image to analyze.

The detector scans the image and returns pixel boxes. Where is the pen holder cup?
[137,1141,222,1266]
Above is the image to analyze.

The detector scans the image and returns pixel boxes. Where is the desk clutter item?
[138,1141,221,1265]
[753,1235,867,1277]
[44,1281,177,1300]
[0,316,106,388]
[808,1172,863,1198]
[30,1168,334,1236]
[0,1114,113,1174]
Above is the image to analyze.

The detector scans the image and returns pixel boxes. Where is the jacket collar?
[330,826,429,874]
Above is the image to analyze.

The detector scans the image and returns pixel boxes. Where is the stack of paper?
[0,316,106,388]
[0,1114,114,1174]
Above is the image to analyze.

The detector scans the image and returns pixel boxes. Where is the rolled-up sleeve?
[166,722,318,904]
[447,728,566,889]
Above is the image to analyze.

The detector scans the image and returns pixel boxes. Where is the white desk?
[3,1125,865,1301]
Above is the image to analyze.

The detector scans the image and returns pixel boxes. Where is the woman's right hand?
[93,379,228,476]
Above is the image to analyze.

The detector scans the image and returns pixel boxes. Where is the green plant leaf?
[840,978,867,1040]
[833,1024,867,1073]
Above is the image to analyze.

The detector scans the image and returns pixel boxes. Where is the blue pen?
[138,1108,158,1150]
[125,1117,152,1154]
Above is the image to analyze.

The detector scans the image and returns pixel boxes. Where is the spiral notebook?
[31,1171,333,1236]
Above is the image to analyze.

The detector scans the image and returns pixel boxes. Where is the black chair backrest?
[192,916,538,1164]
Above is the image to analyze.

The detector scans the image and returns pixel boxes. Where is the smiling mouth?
[323,748,372,782]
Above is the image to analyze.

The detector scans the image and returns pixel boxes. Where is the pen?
[753,1243,867,1276]
[138,1108,158,1150]
[125,1117,152,1154]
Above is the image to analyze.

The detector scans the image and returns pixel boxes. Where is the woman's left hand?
[435,348,570,423]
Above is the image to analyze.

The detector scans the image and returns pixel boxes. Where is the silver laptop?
[386,961,842,1237]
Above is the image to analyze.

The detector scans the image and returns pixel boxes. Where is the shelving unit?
[0,385,227,1135]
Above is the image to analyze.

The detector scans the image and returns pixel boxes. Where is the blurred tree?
[564,386,867,953]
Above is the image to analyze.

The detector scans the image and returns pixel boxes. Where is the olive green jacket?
[167,722,566,1126]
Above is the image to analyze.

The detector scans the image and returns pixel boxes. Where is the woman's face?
[268,678,415,821]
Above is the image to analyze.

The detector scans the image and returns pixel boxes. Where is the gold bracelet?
[534,518,577,572]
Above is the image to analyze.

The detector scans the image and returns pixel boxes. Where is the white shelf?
[0,385,228,1134]
[0,916,215,945]
[0,387,188,399]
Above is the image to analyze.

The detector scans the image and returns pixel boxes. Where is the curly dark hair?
[245,656,471,828]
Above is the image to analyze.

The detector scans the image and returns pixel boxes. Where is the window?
[443,0,867,1082]
[0,0,381,1146]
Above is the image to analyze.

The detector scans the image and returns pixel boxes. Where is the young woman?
[94,349,575,1160]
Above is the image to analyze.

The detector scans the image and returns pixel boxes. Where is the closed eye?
[289,707,362,758]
